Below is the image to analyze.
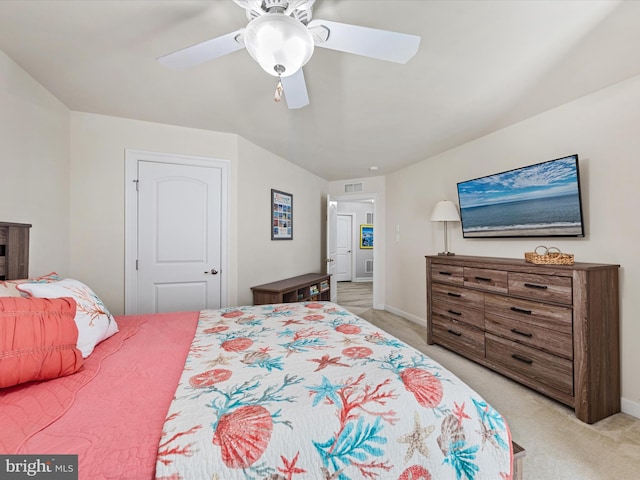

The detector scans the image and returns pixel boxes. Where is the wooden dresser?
[0,222,31,280]
[251,273,331,305]
[426,254,620,424]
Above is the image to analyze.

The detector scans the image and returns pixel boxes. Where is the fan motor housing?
[245,0,314,25]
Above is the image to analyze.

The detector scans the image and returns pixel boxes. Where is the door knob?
[205,268,219,274]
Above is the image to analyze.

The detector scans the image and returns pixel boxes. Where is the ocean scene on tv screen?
[457,156,584,237]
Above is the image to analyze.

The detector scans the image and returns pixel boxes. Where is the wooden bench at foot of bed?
[513,441,526,480]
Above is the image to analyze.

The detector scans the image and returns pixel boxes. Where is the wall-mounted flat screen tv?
[457,154,585,238]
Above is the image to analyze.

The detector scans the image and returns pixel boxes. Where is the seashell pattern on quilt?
[155,302,513,480]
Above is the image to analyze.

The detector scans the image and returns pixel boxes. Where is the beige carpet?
[336,302,640,480]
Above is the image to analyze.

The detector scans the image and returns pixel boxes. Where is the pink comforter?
[0,311,199,479]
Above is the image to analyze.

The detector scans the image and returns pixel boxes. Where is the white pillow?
[18,278,119,357]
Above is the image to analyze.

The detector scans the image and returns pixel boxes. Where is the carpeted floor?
[335,290,640,479]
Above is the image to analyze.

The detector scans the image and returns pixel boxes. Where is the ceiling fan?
[157,0,421,109]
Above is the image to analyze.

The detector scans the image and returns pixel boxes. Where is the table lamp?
[430,200,460,255]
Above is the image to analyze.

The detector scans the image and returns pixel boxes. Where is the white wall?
[2,49,329,316]
[0,50,71,276]
[385,74,640,416]
[235,137,327,306]
[69,112,239,314]
[69,113,329,314]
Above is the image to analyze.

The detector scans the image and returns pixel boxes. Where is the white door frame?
[326,198,338,303]
[327,193,379,308]
[124,149,230,314]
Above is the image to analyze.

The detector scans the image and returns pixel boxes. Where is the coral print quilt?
[156,302,512,480]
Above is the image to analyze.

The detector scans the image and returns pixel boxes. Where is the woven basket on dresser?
[524,246,574,265]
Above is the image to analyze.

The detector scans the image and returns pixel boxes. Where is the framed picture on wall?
[271,189,293,240]
[360,224,373,248]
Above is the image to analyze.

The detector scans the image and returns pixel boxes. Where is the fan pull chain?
[274,78,284,103]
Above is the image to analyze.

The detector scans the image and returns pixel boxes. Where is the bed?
[1,296,514,479]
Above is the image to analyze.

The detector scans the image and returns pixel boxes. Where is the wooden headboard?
[0,222,31,280]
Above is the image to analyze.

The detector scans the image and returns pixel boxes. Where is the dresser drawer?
[430,264,464,286]
[432,283,484,309]
[509,272,572,305]
[433,316,485,361]
[485,312,573,359]
[432,298,484,329]
[484,293,572,334]
[486,334,573,396]
[464,267,508,294]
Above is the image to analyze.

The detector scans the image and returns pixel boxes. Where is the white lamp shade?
[430,200,460,222]
[244,13,314,77]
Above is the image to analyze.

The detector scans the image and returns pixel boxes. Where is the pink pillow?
[0,297,84,388]
[18,279,119,358]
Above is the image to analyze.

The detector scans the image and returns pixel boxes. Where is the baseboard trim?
[383,304,425,327]
[621,397,640,420]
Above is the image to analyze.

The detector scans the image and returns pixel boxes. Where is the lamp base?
[437,252,456,256]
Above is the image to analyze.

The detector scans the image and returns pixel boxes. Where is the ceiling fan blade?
[157,29,245,70]
[308,19,420,64]
[281,68,309,109]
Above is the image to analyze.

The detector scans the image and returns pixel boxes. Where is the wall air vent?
[344,182,363,193]
[365,259,373,273]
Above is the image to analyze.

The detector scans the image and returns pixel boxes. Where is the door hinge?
[133,179,139,192]
[135,259,139,270]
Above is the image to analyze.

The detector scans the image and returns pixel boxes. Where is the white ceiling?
[1,0,638,181]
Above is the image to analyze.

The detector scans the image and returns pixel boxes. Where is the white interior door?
[326,197,338,303]
[125,151,228,314]
[336,214,353,282]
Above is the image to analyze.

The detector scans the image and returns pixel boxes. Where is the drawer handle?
[511,328,533,338]
[439,271,453,276]
[475,276,492,282]
[524,283,548,290]
[511,354,533,365]
[447,329,462,337]
[447,292,462,298]
[510,306,532,315]
[447,309,462,316]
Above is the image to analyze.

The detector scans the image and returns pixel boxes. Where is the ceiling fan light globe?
[244,13,314,77]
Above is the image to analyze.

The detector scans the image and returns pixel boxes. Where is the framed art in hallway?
[271,189,293,240]
[360,224,373,248]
